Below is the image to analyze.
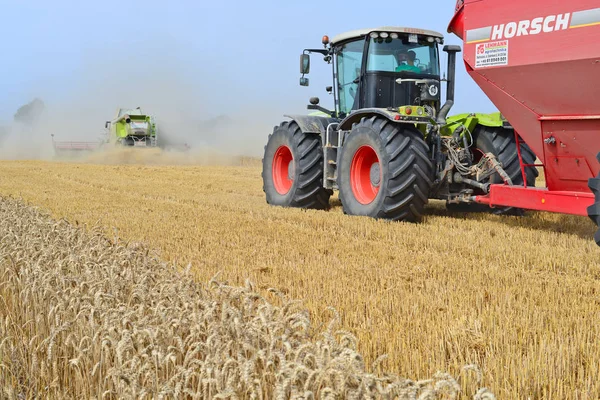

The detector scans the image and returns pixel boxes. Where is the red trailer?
[448,0,600,244]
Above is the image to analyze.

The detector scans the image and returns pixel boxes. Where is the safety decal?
[475,40,508,68]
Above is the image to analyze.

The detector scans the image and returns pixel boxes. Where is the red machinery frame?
[474,131,595,216]
[449,0,600,218]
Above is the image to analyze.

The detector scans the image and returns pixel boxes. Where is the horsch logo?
[491,14,571,40]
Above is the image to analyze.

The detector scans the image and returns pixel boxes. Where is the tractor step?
[322,123,342,191]
[323,146,338,190]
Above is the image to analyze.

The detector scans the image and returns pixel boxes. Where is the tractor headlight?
[428,85,439,97]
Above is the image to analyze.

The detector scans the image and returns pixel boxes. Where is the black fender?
[283,114,340,135]
[337,108,428,131]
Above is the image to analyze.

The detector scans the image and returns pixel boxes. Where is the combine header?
[449,0,600,243]
[51,135,103,154]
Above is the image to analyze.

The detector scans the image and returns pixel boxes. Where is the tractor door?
[335,39,365,117]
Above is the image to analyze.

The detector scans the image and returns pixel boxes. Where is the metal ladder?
[323,123,341,190]
[150,117,158,147]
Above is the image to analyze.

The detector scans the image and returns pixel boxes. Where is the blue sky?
[0,0,496,148]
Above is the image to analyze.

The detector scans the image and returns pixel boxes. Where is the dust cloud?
[0,40,284,165]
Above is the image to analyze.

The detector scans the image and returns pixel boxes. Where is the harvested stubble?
[0,196,492,399]
[0,159,599,399]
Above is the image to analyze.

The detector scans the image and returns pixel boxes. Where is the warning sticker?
[475,40,508,68]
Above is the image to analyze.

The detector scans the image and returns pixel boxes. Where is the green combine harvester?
[104,107,157,147]
[52,107,162,155]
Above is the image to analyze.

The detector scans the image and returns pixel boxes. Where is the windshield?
[129,121,148,130]
[366,36,440,76]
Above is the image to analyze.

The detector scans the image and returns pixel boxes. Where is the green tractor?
[104,107,158,147]
[262,27,537,220]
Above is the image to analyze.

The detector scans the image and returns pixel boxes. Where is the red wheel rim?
[350,145,381,205]
[272,145,294,195]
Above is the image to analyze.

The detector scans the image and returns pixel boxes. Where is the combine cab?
[449,0,600,244]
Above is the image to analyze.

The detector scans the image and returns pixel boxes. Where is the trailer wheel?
[262,121,331,210]
[475,126,538,187]
[587,154,600,246]
[448,126,538,214]
[338,116,433,222]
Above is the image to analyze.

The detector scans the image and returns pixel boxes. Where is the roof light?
[370,32,379,38]
[380,32,389,38]
[322,35,330,45]
[406,107,413,115]
[435,38,441,43]
[394,115,401,121]
[427,37,434,43]
[390,33,399,39]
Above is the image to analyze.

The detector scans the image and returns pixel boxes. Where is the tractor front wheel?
[337,116,433,222]
[587,153,600,246]
[262,121,331,210]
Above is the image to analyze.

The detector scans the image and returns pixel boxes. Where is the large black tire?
[447,125,538,214]
[262,121,331,210]
[474,125,538,187]
[337,116,433,222]
[587,153,600,246]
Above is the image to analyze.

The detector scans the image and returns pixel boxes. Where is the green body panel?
[307,109,505,140]
[442,112,504,137]
[112,116,155,139]
[107,109,156,144]
[114,121,128,139]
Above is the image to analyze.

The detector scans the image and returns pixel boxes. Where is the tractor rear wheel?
[587,153,600,245]
[447,125,538,214]
[262,121,331,210]
[337,116,433,222]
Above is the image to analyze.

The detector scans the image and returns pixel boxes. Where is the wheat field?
[0,154,599,398]
[1,196,493,399]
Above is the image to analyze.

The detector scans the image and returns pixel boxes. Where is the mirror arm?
[307,104,334,116]
[304,49,329,56]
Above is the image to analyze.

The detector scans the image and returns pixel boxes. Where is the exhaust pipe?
[437,45,462,124]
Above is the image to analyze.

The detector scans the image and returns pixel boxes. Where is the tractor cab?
[300,27,450,119]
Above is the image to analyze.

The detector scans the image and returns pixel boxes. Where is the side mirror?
[300,77,309,86]
[105,121,110,128]
[300,54,310,74]
[326,86,333,94]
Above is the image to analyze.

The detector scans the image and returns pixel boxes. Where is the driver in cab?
[395,50,420,73]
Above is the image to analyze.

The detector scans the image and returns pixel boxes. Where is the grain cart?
[448,0,600,244]
[262,27,537,224]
